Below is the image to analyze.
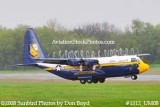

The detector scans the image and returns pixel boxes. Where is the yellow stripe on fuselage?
[43,67,53,71]
[63,62,139,70]
[100,62,139,67]
[64,66,79,69]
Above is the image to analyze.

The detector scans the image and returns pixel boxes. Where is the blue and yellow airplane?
[16,28,149,84]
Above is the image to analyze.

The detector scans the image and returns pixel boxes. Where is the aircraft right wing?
[35,58,99,66]
[35,58,69,64]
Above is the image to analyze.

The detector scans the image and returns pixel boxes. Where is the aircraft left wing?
[11,63,38,66]
[35,58,69,64]
[35,58,99,67]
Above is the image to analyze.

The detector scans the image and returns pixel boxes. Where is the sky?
[0,0,160,29]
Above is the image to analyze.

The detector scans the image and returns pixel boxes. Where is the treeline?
[0,19,160,70]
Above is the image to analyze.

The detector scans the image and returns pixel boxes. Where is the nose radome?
[142,63,149,72]
[138,62,149,74]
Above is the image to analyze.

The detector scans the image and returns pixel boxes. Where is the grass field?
[0,80,160,107]
[0,64,160,107]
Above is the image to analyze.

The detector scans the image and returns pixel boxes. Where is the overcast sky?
[0,0,160,29]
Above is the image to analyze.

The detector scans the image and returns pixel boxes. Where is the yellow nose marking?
[138,61,149,74]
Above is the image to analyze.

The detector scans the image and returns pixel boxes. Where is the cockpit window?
[131,58,137,62]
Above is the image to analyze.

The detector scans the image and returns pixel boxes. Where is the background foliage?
[0,19,160,70]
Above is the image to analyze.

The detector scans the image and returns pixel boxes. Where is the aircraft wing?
[137,54,151,57]
[35,58,98,66]
[11,63,38,66]
[35,58,69,64]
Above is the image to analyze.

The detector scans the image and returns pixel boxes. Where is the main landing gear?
[98,78,105,83]
[80,80,86,84]
[80,78,105,84]
[131,75,137,80]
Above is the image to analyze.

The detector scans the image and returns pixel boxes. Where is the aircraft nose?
[138,62,149,73]
[144,63,149,71]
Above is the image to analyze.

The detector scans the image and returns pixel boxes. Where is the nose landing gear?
[131,75,137,80]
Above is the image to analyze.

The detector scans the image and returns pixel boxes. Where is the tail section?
[23,28,47,64]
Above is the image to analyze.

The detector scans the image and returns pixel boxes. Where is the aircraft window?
[131,58,137,62]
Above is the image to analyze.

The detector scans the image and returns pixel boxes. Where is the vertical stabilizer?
[23,28,47,64]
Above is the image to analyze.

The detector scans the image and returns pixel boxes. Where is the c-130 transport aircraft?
[16,28,149,84]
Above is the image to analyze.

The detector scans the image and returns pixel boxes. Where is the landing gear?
[124,75,130,78]
[80,79,105,84]
[131,75,137,80]
[92,79,98,84]
[87,79,92,84]
[80,80,86,84]
[99,78,105,83]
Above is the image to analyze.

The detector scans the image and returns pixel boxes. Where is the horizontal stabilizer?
[35,58,68,64]
[137,54,151,57]
[11,63,37,67]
